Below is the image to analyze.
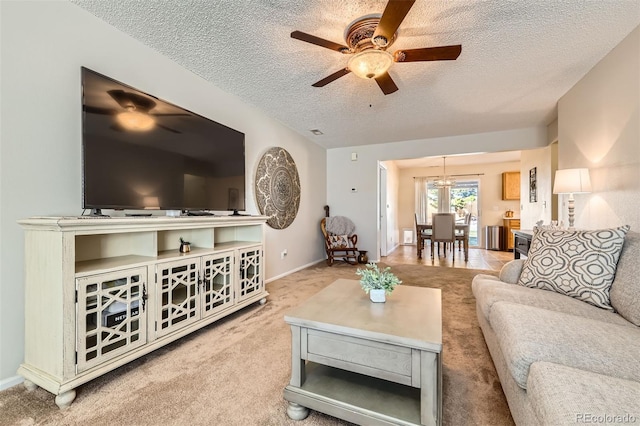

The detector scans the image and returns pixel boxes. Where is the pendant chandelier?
[433,156,456,188]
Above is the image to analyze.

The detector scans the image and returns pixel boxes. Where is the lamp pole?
[567,192,576,229]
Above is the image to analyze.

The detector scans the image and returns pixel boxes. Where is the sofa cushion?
[518,226,630,310]
[610,231,640,326]
[472,273,501,283]
[498,259,525,284]
[489,302,640,390]
[528,362,640,425]
[472,277,632,327]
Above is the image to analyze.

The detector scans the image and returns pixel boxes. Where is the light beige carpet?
[0,262,513,426]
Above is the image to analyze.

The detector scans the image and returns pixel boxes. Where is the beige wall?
[558,25,640,231]
[382,161,401,254]
[327,128,548,258]
[395,161,521,247]
[520,146,555,229]
[0,1,327,386]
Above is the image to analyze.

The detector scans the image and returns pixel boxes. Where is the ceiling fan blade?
[84,105,117,115]
[373,0,416,44]
[394,45,462,62]
[157,123,181,134]
[291,31,350,53]
[374,72,399,95]
[150,113,192,117]
[312,68,351,87]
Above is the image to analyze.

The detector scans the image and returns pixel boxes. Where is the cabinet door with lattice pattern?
[238,246,263,302]
[201,252,234,318]
[156,258,200,337]
[76,268,147,372]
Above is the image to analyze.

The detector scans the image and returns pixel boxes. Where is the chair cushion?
[610,231,640,325]
[517,226,630,310]
[328,234,351,249]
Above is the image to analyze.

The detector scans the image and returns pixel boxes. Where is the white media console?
[18,215,268,408]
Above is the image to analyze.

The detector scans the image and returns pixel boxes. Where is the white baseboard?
[0,374,23,391]
[265,259,325,284]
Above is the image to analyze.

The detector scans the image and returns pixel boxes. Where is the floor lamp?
[553,168,592,229]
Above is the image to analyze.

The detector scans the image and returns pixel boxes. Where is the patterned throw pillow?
[328,235,351,249]
[517,226,630,310]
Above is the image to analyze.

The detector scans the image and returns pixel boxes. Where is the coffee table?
[283,279,442,426]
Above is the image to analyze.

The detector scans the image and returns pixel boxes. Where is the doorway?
[450,181,479,247]
[379,164,388,257]
[422,180,480,247]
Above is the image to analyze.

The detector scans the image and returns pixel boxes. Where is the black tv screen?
[81,67,245,212]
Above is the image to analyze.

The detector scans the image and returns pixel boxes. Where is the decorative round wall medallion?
[255,147,301,229]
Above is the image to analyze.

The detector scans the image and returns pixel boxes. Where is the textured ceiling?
[72,0,640,149]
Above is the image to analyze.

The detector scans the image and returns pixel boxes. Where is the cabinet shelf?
[157,247,212,261]
[76,255,156,276]
[214,240,261,251]
[285,362,421,425]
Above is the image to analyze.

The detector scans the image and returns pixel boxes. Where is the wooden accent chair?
[431,213,456,259]
[415,213,432,259]
[321,217,359,266]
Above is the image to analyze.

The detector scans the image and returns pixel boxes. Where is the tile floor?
[384,243,514,271]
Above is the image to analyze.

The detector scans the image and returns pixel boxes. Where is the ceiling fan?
[291,0,461,95]
[84,90,190,133]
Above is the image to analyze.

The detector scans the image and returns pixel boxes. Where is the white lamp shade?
[553,168,592,194]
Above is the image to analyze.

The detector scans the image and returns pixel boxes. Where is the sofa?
[472,228,640,425]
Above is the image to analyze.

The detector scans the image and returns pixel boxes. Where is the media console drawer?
[302,328,415,387]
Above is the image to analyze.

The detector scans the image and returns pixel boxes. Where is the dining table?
[416,223,470,261]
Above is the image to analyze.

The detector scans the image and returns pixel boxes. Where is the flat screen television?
[81,67,246,214]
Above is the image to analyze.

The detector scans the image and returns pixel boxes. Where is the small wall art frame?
[529,167,537,203]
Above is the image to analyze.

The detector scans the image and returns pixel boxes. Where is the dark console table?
[513,230,533,259]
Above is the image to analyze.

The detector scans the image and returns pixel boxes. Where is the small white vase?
[369,289,386,303]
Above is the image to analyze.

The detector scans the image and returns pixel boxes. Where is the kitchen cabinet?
[503,219,521,251]
[502,172,520,200]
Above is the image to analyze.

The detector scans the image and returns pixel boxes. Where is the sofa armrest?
[499,259,526,284]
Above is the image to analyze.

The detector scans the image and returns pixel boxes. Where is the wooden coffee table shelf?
[283,279,442,426]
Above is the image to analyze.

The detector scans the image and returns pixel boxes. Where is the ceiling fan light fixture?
[348,49,393,79]
[116,108,155,131]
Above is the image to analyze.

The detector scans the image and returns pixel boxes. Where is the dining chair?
[414,214,432,259]
[431,213,456,260]
[455,213,471,251]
